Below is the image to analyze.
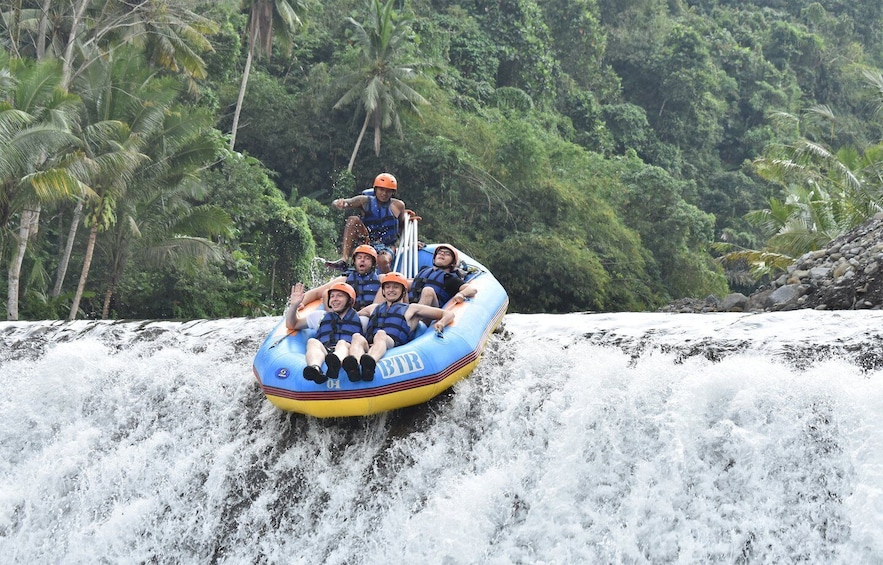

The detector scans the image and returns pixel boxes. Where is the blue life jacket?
[409,266,455,304]
[367,302,413,347]
[315,308,361,348]
[345,269,381,309]
[363,196,399,246]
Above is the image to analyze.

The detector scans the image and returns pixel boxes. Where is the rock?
[747,289,773,312]
[833,262,852,279]
[660,215,883,312]
[810,266,832,279]
[720,293,748,312]
[766,284,806,311]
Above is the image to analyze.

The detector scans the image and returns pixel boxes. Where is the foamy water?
[1,311,882,563]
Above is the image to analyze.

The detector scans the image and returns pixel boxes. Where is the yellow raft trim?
[263,358,480,417]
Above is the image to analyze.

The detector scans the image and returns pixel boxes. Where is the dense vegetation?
[2,0,883,319]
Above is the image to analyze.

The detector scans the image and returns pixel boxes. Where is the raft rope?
[268,328,295,349]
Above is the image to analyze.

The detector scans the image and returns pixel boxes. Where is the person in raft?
[343,272,455,382]
[409,243,477,307]
[285,281,360,384]
[326,172,408,274]
[301,244,382,312]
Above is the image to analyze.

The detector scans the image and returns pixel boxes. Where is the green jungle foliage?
[2,0,883,319]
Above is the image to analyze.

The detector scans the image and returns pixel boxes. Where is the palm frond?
[0,108,35,141]
[717,248,795,279]
[140,235,223,267]
[22,169,86,202]
[862,70,883,119]
[169,205,233,238]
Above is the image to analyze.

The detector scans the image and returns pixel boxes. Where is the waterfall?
[2,311,882,563]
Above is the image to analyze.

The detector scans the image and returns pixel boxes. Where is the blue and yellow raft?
[252,244,508,417]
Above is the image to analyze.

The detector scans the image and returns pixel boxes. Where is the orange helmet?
[373,173,397,190]
[327,282,356,306]
[380,271,410,292]
[352,244,378,265]
[433,244,460,266]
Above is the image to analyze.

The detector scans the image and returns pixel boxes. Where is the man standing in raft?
[285,282,361,384]
[326,172,407,274]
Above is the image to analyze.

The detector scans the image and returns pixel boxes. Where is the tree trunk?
[101,229,127,320]
[101,275,116,319]
[8,0,21,58]
[68,222,98,321]
[229,45,254,151]
[374,125,382,156]
[347,113,371,172]
[52,200,83,298]
[61,0,90,88]
[373,103,382,156]
[6,206,40,321]
[36,0,52,59]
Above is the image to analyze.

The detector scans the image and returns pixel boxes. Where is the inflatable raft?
[252,244,508,417]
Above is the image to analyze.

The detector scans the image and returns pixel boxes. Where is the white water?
[1,311,883,564]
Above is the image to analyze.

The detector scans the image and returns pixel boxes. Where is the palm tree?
[78,0,217,91]
[756,107,883,226]
[334,0,429,172]
[97,107,229,318]
[45,1,218,301]
[0,56,84,320]
[66,51,176,321]
[102,202,231,319]
[716,184,851,280]
[229,0,307,151]
[2,0,217,306]
[2,0,216,86]
[67,124,148,321]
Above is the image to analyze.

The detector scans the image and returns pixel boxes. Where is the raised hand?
[289,282,305,309]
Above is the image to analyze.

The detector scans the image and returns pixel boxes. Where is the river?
[2,311,882,563]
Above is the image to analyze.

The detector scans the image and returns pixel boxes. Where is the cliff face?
[662,213,883,313]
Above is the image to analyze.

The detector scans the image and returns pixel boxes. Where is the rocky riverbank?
[662,212,883,313]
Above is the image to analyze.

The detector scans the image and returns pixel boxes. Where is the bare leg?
[305,338,328,382]
[305,338,327,367]
[361,331,394,381]
[341,216,369,259]
[367,331,393,361]
[321,339,352,379]
[348,333,370,357]
[377,250,393,274]
[343,333,369,381]
[418,287,440,307]
[332,339,351,359]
